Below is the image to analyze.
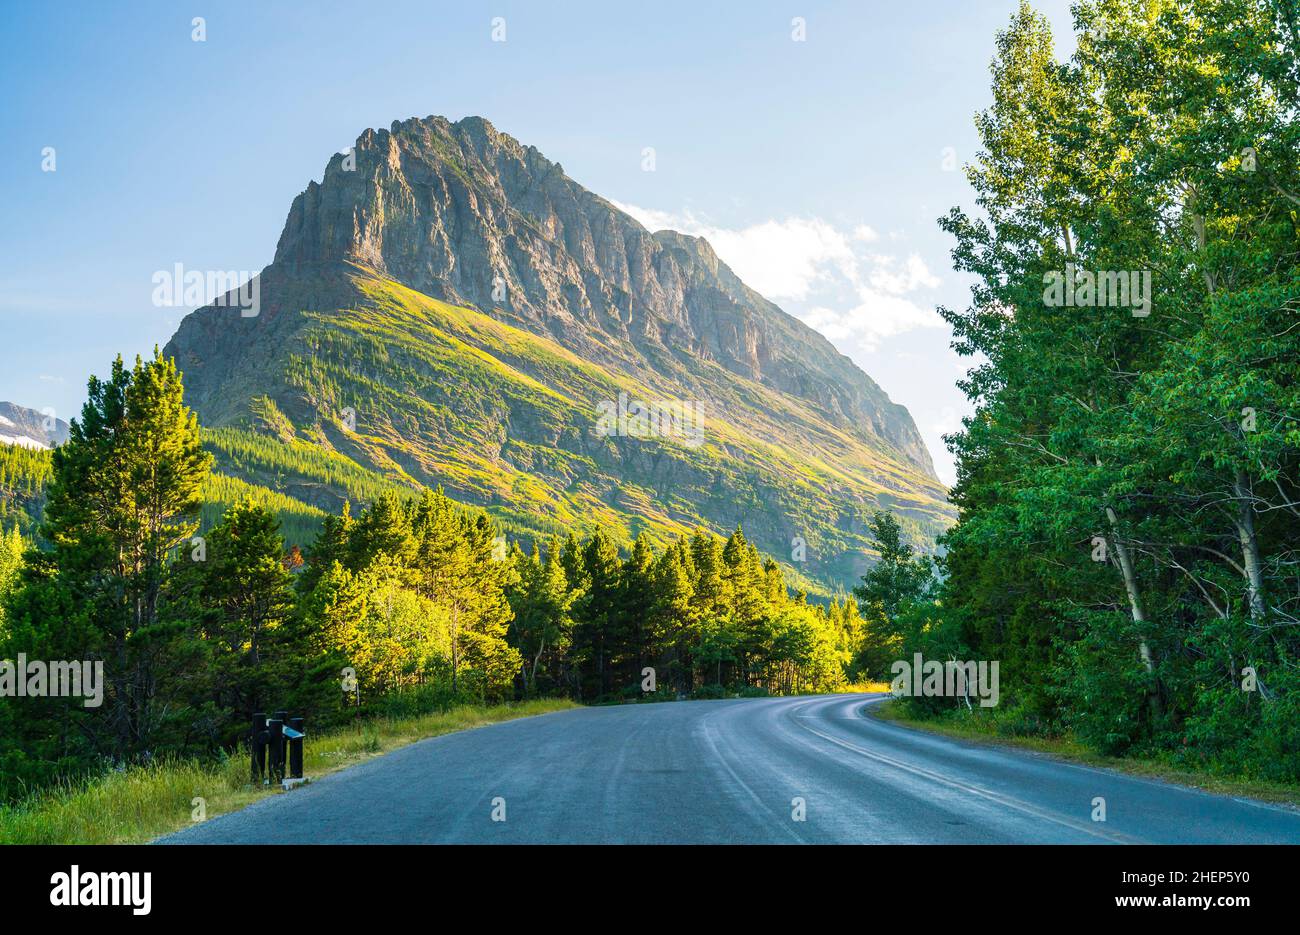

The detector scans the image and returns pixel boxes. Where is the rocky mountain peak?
[270,114,937,477]
[0,402,70,449]
[164,115,951,588]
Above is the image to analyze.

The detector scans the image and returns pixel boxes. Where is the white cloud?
[930,405,962,437]
[611,201,942,350]
[705,218,859,301]
[867,253,941,295]
[613,200,962,483]
[615,202,682,234]
[613,201,856,301]
[801,287,941,352]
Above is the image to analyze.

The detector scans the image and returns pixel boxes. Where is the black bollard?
[267,718,284,783]
[274,710,289,768]
[251,712,267,782]
[288,717,305,780]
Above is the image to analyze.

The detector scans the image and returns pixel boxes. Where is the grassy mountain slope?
[0,443,53,539]
[169,265,951,590]
[0,441,327,548]
[163,116,956,591]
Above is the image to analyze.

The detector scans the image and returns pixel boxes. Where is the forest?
[0,352,873,801]
[4,0,1299,810]
[884,0,1300,783]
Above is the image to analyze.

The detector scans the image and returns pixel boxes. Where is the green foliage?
[520,522,863,702]
[297,487,523,708]
[0,526,23,635]
[0,443,53,540]
[507,539,574,697]
[199,472,325,547]
[852,511,936,681]
[0,440,328,549]
[191,271,954,596]
[202,425,412,507]
[164,499,310,748]
[1,350,212,796]
[930,0,1300,779]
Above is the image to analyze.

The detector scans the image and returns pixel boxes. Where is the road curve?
[161,694,1300,844]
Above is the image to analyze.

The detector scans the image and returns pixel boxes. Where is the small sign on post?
[251,709,308,789]
[284,716,308,789]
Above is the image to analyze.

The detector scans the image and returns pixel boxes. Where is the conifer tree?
[650,539,697,693]
[0,526,23,633]
[617,533,656,686]
[174,499,296,743]
[573,528,621,698]
[507,539,573,695]
[10,350,211,761]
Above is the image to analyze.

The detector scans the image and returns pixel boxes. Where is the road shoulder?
[868,698,1300,811]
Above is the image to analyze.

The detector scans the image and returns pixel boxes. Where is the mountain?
[164,115,952,589]
[0,403,66,538]
[0,402,70,449]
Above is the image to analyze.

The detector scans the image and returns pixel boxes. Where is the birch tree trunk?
[1233,470,1267,621]
[1105,507,1162,719]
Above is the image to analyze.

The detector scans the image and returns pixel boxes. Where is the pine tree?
[457,514,520,701]
[0,525,24,634]
[573,528,621,698]
[616,533,656,688]
[507,539,573,695]
[180,499,297,744]
[348,492,416,571]
[853,511,933,680]
[722,526,768,683]
[650,539,697,693]
[560,531,586,593]
[298,502,353,595]
[407,489,519,700]
[13,350,211,761]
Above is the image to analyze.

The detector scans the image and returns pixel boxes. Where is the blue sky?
[0,0,1077,484]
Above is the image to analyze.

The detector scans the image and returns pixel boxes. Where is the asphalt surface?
[161,694,1300,844]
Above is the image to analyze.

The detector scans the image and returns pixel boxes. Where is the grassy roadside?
[843,682,893,694]
[871,699,1300,809]
[0,698,577,845]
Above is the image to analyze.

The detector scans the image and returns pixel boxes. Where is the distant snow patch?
[0,433,47,450]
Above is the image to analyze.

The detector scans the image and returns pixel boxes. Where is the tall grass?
[0,698,576,845]
[841,681,892,694]
[874,699,1300,807]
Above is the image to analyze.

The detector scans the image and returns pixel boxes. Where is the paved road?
[161,694,1300,844]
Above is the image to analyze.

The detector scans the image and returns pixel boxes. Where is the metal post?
[274,709,289,768]
[267,718,284,783]
[251,712,267,782]
[288,717,305,780]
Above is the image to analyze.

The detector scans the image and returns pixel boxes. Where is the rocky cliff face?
[165,116,950,589]
[271,116,935,475]
[0,402,70,449]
